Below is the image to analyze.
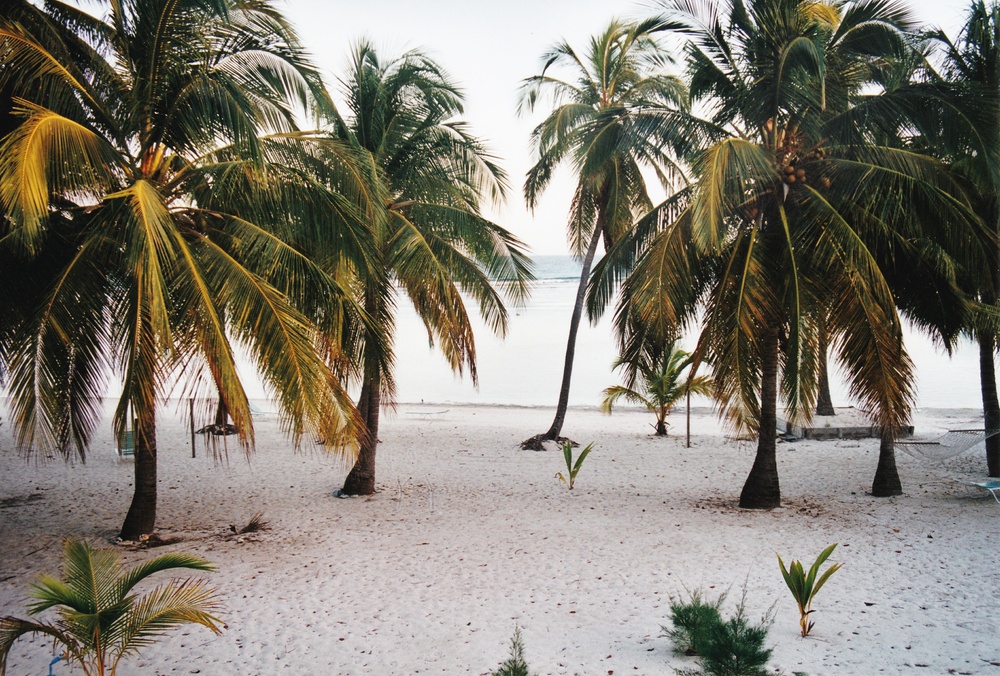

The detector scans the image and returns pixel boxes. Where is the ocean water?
[393,256,985,409]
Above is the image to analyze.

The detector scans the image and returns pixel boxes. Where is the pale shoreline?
[1,403,998,675]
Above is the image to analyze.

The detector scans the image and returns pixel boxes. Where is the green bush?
[664,589,726,656]
[666,590,777,676]
[698,601,773,676]
[491,626,533,676]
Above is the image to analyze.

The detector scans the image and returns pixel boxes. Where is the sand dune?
[1,403,997,675]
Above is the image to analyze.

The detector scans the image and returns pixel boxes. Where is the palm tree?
[0,538,222,676]
[929,1,1000,476]
[0,0,369,538]
[327,43,532,496]
[601,336,714,435]
[633,0,979,506]
[516,19,694,450]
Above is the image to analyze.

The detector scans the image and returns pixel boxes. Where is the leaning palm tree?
[601,336,714,436]
[633,0,979,506]
[0,0,369,538]
[517,19,695,450]
[326,43,532,495]
[0,538,222,676]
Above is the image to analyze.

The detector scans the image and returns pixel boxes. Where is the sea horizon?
[393,255,986,411]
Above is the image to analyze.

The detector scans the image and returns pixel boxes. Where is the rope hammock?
[896,429,1000,463]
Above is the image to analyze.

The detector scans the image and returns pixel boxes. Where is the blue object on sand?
[957,479,1000,504]
[117,430,135,460]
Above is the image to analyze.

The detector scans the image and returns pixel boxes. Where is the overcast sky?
[285,0,971,255]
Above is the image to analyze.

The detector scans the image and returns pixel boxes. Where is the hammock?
[896,429,1000,463]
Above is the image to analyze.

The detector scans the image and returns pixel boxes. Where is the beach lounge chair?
[117,431,135,461]
[249,402,275,419]
[404,409,449,421]
[956,479,1000,504]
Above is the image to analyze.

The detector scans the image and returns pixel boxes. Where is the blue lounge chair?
[117,430,135,460]
[957,479,1000,504]
[249,402,276,419]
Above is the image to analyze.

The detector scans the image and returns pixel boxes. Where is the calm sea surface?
[393,256,985,409]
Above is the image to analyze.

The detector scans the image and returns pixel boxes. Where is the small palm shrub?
[602,339,715,437]
[491,626,533,676]
[776,543,842,636]
[0,538,223,676]
[554,441,593,490]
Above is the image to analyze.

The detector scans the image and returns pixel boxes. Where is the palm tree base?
[340,467,376,496]
[988,445,1000,479]
[739,460,781,509]
[872,434,903,497]
[738,487,781,509]
[520,433,574,451]
[871,479,903,497]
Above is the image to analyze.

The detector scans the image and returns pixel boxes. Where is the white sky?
[284,0,972,255]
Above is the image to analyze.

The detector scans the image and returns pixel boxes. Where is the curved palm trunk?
[522,227,602,449]
[341,284,385,495]
[341,374,380,495]
[871,427,903,496]
[739,326,781,509]
[979,333,1000,477]
[120,408,157,539]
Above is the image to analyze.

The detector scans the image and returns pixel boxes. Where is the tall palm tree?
[328,43,532,496]
[929,1,1000,476]
[633,0,978,507]
[0,0,369,538]
[517,19,694,450]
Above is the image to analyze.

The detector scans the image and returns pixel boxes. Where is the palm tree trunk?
[871,427,903,496]
[815,317,835,416]
[342,282,384,496]
[979,332,1000,477]
[523,227,602,448]
[739,326,781,509]
[214,398,227,427]
[120,408,157,539]
[341,374,380,495]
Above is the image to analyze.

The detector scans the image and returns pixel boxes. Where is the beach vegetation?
[664,588,727,656]
[0,538,222,676]
[776,543,842,637]
[517,19,694,451]
[490,626,534,676]
[0,0,366,539]
[322,42,532,496]
[554,440,593,490]
[602,336,714,436]
[669,590,775,676]
[229,512,270,535]
[626,0,980,507]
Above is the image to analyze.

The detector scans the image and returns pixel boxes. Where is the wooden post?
[189,398,196,458]
[686,389,691,448]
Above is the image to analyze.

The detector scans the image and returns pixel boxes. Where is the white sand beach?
[1,403,998,675]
